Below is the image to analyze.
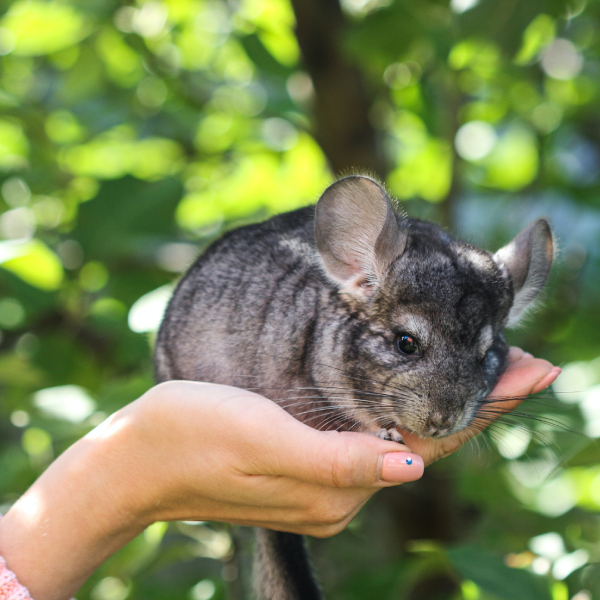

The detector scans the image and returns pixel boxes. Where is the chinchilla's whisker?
[462,428,491,463]
[346,419,365,433]
[467,422,485,435]
[483,427,510,448]
[479,399,576,415]
[282,407,363,422]
[469,430,485,458]
[313,407,348,427]
[536,390,589,396]
[475,431,501,453]
[276,398,384,414]
[490,419,532,439]
[226,367,419,409]
[335,409,386,434]
[478,430,494,457]
[290,405,356,416]
[318,412,354,432]
[278,395,381,405]
[479,394,567,408]
[301,357,419,398]
[475,408,581,436]
[332,418,363,433]
[487,434,510,457]
[225,350,408,396]
[245,383,406,403]
[496,418,560,449]
[277,391,382,400]
[486,377,557,398]
[510,413,579,433]
[296,385,404,399]
[473,434,493,463]
[277,396,378,407]
[479,395,555,404]
[291,405,370,419]
[349,412,396,433]
[464,431,478,455]
[223,370,411,400]
[247,383,389,396]
[486,418,567,463]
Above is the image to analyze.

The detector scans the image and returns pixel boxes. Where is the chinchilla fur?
[155,175,553,600]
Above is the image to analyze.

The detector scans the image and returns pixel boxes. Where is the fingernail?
[524,352,534,359]
[380,453,424,482]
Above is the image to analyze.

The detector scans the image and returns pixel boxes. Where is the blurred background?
[0,0,599,598]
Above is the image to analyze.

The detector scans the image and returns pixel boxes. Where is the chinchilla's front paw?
[376,428,404,444]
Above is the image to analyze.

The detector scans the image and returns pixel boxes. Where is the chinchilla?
[155,175,553,600]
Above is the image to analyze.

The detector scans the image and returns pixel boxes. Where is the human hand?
[117,381,425,535]
[0,380,423,600]
[399,347,561,465]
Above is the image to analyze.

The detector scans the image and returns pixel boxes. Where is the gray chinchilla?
[155,175,553,600]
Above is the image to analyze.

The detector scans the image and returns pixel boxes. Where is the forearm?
[0,421,148,600]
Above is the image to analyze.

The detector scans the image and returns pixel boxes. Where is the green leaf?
[0,354,44,388]
[514,14,555,65]
[563,440,600,468]
[72,176,183,261]
[59,127,184,180]
[0,119,29,170]
[480,126,539,191]
[448,546,552,600]
[241,33,292,77]
[1,0,91,57]
[0,240,63,291]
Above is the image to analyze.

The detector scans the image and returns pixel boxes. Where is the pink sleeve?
[0,557,33,600]
[0,515,33,600]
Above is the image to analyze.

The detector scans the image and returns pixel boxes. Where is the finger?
[207,386,427,487]
[219,515,362,538]
[181,488,375,536]
[508,346,525,363]
[490,355,555,405]
[255,424,425,488]
[531,367,561,394]
[257,494,372,538]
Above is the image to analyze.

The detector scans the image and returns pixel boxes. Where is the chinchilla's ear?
[315,175,407,297]
[494,219,553,326]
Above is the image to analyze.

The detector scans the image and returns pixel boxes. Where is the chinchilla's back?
[156,206,334,401]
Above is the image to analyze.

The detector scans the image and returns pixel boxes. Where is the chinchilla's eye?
[396,332,421,356]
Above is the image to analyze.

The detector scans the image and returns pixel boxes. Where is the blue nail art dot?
[406,457,413,465]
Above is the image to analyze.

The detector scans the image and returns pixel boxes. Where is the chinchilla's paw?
[376,428,404,444]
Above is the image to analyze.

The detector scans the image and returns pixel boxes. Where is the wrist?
[0,408,151,600]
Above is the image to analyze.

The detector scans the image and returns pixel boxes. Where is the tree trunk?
[289,0,388,179]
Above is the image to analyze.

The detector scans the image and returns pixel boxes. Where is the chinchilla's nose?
[425,412,455,437]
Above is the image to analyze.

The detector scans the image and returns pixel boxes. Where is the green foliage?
[448,546,552,600]
[1,0,600,599]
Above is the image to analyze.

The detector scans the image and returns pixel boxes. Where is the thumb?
[258,420,425,488]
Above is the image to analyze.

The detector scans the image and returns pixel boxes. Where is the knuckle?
[322,437,355,488]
